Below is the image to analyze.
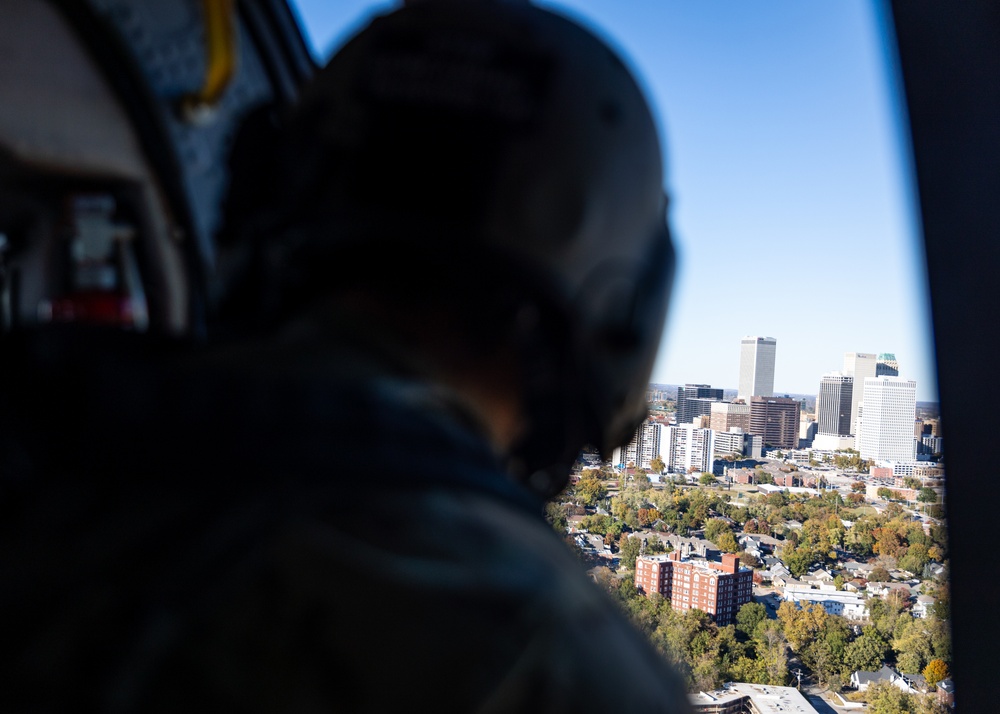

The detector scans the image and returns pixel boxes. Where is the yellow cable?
[183,0,237,120]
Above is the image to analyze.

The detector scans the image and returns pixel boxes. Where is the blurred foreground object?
[3,0,689,711]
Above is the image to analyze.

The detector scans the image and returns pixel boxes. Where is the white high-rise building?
[612,420,663,469]
[843,352,878,435]
[738,336,776,402]
[664,423,715,474]
[856,377,917,463]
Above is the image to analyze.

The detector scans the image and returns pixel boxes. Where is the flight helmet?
[248,0,676,495]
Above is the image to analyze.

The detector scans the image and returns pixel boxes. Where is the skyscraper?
[876,353,900,376]
[612,419,663,469]
[749,396,800,449]
[738,336,776,402]
[817,373,853,436]
[664,423,715,474]
[676,384,724,426]
[814,373,855,451]
[843,352,878,435]
[856,376,917,463]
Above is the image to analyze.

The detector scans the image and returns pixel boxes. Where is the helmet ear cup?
[582,218,675,456]
[508,218,673,498]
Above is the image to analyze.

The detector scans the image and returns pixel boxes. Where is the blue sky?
[288,0,938,402]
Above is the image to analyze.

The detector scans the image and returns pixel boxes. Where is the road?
[804,692,840,714]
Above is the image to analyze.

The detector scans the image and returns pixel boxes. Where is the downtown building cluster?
[617,336,792,474]
[806,352,927,472]
[623,339,933,478]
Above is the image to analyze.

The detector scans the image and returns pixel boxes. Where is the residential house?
[851,665,896,691]
[800,568,835,586]
[937,679,955,708]
[851,666,930,695]
[913,595,936,619]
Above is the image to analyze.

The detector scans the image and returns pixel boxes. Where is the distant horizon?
[648,381,938,407]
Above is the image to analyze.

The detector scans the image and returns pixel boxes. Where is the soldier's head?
[228,0,676,496]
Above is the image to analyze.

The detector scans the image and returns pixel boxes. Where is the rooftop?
[853,665,896,686]
[690,683,818,713]
[637,553,746,575]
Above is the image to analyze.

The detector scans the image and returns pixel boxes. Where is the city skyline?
[290,1,939,402]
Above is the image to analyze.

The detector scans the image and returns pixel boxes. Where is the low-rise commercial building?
[690,683,819,713]
[712,427,761,459]
[782,584,869,620]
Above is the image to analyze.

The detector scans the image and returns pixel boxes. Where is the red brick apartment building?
[634,552,752,625]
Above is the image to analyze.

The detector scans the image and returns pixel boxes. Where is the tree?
[851,481,867,493]
[918,487,938,504]
[704,518,732,543]
[619,534,641,569]
[634,472,652,491]
[650,457,665,474]
[898,544,930,575]
[873,526,907,559]
[885,502,905,519]
[780,543,813,578]
[699,473,717,486]
[803,615,851,688]
[847,518,878,557]
[646,537,669,554]
[744,518,770,535]
[545,502,569,533]
[845,626,890,673]
[892,617,937,675]
[717,531,740,554]
[637,507,661,528]
[778,601,826,651]
[729,655,768,684]
[574,472,607,506]
[754,620,789,686]
[869,565,892,582]
[736,602,767,639]
[765,490,786,507]
[877,487,894,500]
[865,681,912,714]
[923,659,949,689]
